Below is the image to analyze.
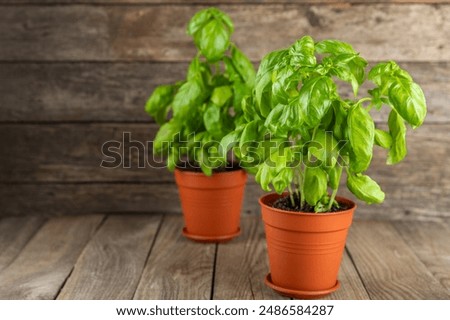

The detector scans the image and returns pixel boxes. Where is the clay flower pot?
[259,193,356,299]
[174,168,247,242]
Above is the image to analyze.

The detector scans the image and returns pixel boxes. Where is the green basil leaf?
[387,109,407,164]
[242,95,260,121]
[272,168,293,194]
[347,104,374,173]
[254,138,289,164]
[388,79,427,128]
[347,173,385,204]
[188,58,212,87]
[219,130,241,159]
[322,104,334,131]
[172,77,205,118]
[198,19,230,62]
[232,81,251,112]
[145,84,176,125]
[303,166,328,206]
[153,120,181,154]
[309,130,339,167]
[271,67,300,106]
[264,103,303,138]
[328,165,342,190]
[203,104,224,139]
[368,88,383,110]
[269,145,293,171]
[368,61,399,94]
[255,163,276,192]
[211,85,232,107]
[187,9,212,36]
[255,49,289,117]
[289,35,316,67]
[223,56,241,82]
[167,147,179,172]
[315,40,356,55]
[332,101,348,140]
[187,57,201,80]
[231,45,256,86]
[264,104,286,136]
[374,128,393,149]
[239,120,260,155]
[197,148,213,176]
[330,54,367,96]
[210,8,233,32]
[297,76,336,128]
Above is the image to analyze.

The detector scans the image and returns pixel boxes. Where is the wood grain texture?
[2,1,449,4]
[0,5,448,61]
[214,215,287,299]
[0,172,448,219]
[393,221,450,291]
[0,62,447,123]
[0,216,46,272]
[0,215,104,299]
[0,182,263,217]
[0,62,186,122]
[346,221,450,299]
[0,123,447,186]
[57,214,162,299]
[0,123,174,183]
[321,249,370,300]
[134,215,215,299]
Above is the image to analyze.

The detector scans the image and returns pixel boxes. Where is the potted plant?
[145,8,256,242]
[222,36,427,298]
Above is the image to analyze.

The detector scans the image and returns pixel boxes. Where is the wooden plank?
[0,178,448,220]
[346,221,450,299]
[0,182,262,217]
[2,1,449,5]
[393,221,450,291]
[58,214,162,299]
[133,215,215,299]
[0,62,187,122]
[0,123,174,183]
[0,5,448,61]
[214,215,287,299]
[321,250,370,300]
[0,123,448,185]
[0,62,447,123]
[0,215,104,299]
[0,216,46,272]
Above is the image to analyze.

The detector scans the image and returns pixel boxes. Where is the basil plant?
[221,36,427,212]
[145,8,255,175]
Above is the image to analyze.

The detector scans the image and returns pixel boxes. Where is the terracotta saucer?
[264,273,340,299]
[182,227,241,243]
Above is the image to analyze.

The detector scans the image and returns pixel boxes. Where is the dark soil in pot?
[272,193,351,213]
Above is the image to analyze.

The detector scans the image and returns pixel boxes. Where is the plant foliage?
[145,8,255,175]
[224,36,427,211]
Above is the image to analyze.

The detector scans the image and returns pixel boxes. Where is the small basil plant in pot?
[145,8,256,242]
[222,36,427,298]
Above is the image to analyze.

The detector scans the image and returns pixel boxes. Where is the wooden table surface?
[0,214,448,300]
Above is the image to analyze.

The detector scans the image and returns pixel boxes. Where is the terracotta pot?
[174,168,247,242]
[259,193,356,299]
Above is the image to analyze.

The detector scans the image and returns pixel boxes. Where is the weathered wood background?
[0,0,449,219]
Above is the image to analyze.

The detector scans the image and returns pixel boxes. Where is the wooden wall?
[0,1,449,220]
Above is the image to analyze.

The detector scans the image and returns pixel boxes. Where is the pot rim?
[174,167,247,177]
[259,192,357,217]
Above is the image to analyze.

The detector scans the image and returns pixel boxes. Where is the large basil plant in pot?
[145,8,256,242]
[222,36,427,298]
